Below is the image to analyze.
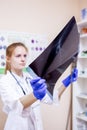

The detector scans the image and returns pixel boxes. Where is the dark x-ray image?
[29,16,80,99]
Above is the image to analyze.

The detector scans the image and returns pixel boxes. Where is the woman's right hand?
[30,77,47,100]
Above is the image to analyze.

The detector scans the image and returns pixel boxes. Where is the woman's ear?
[6,56,10,63]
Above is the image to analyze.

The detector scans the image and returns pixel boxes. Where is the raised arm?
[58,68,78,98]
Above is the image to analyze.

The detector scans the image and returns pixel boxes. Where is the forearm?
[58,85,66,98]
[20,93,37,109]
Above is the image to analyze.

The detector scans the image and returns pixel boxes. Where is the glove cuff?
[62,75,71,87]
[33,91,40,100]
[33,90,46,100]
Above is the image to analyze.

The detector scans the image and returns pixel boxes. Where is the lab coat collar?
[7,71,27,83]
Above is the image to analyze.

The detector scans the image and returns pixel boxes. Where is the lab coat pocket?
[4,111,29,130]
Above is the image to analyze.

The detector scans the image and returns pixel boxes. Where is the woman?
[0,42,78,130]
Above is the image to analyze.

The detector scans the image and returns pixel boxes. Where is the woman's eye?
[16,54,21,57]
[15,54,27,58]
[24,54,26,57]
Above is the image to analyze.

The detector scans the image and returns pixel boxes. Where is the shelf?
[77,93,87,100]
[77,20,87,27]
[76,114,87,122]
[78,55,87,58]
[80,33,87,38]
[73,20,87,130]
[78,74,87,78]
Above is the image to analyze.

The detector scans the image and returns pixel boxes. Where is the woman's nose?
[21,56,25,61]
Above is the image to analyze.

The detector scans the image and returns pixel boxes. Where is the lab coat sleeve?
[26,72,60,105]
[0,77,24,115]
[3,100,24,115]
[41,88,59,105]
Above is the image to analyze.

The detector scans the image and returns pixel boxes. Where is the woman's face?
[8,46,28,72]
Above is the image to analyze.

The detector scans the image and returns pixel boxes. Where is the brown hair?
[5,42,28,74]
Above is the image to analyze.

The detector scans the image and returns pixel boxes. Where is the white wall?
[0,0,80,130]
[0,0,80,41]
[79,0,87,10]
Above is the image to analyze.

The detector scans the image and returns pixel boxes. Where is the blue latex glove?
[30,77,47,100]
[62,68,78,87]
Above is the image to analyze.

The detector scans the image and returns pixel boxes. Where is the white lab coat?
[0,71,59,130]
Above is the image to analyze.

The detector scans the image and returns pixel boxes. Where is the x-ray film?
[29,16,79,99]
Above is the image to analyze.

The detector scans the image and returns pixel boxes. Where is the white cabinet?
[73,20,87,130]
